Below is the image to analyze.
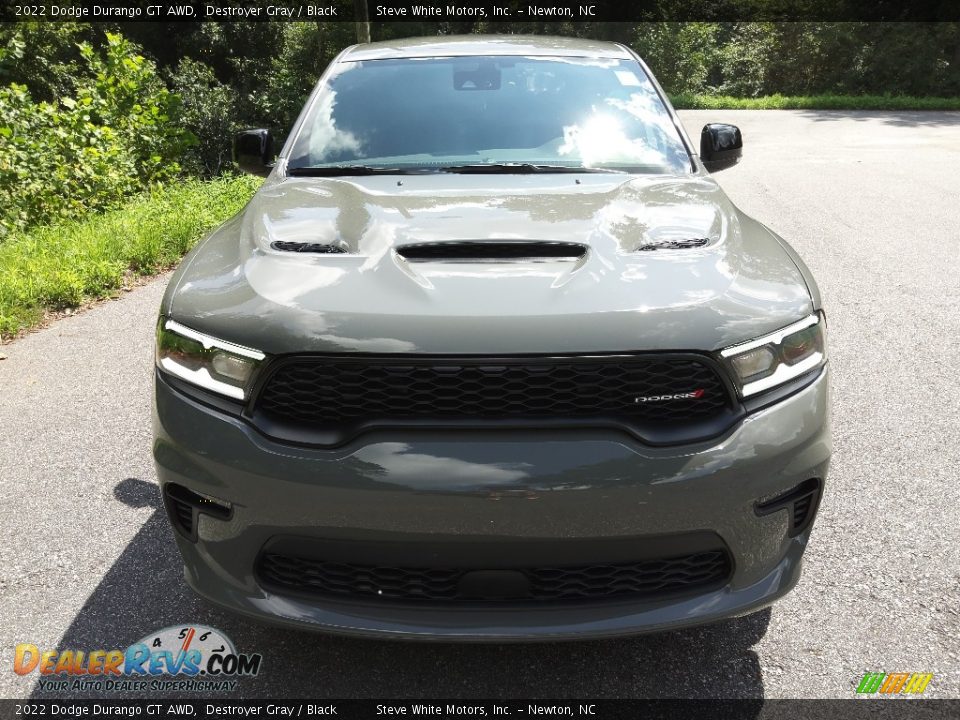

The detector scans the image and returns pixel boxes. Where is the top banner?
[3,0,960,23]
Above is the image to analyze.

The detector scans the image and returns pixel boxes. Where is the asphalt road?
[1,110,959,699]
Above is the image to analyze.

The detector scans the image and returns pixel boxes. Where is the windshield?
[287,55,692,174]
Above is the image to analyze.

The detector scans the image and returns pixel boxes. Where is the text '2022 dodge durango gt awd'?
[153,36,830,640]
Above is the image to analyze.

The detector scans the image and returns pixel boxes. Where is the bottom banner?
[2,699,959,720]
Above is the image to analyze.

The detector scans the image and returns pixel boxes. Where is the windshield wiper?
[440,163,623,174]
[288,163,626,176]
[287,165,429,176]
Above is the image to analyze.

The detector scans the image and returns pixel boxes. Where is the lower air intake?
[257,550,732,604]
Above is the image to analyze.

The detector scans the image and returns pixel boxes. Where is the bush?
[0,174,261,338]
[634,22,960,99]
[163,24,352,177]
[669,93,960,110]
[634,23,721,95]
[717,23,778,97]
[167,58,238,177]
[0,22,95,102]
[0,32,195,238]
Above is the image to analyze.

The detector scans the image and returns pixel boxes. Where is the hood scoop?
[271,241,347,254]
[396,241,587,263]
[635,237,710,252]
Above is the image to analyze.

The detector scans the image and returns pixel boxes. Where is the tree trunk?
[355,0,371,44]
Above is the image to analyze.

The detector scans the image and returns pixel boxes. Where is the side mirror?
[700,124,742,172]
[234,129,274,177]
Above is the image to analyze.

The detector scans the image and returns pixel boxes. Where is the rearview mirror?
[234,129,274,177]
[700,124,743,172]
[453,62,501,91]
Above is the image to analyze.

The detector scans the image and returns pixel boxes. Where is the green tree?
[167,58,238,176]
[0,32,193,237]
[633,23,722,94]
[0,22,96,102]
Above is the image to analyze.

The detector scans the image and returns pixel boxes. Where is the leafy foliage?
[634,23,722,94]
[167,57,238,176]
[159,23,357,177]
[671,93,960,110]
[0,174,261,338]
[638,22,960,97]
[0,32,194,237]
[0,22,96,102]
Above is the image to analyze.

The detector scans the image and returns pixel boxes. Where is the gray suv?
[153,36,830,640]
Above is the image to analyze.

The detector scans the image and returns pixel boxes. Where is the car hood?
[164,172,813,355]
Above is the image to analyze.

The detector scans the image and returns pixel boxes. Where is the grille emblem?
[635,389,705,403]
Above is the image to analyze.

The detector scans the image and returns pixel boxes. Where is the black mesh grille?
[792,495,814,528]
[252,354,733,443]
[173,500,193,534]
[164,492,195,539]
[257,550,732,604]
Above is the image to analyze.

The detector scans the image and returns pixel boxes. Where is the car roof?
[340,35,634,61]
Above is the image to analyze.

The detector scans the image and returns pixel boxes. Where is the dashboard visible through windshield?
[286,55,692,174]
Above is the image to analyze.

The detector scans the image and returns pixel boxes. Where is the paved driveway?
[1,110,958,698]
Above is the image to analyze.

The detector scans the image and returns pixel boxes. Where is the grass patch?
[670,94,960,111]
[0,174,262,339]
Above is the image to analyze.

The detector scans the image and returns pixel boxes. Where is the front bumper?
[153,367,830,640]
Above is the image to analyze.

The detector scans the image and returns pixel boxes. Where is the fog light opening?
[163,483,232,542]
[755,478,822,536]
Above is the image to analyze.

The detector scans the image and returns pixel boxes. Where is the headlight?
[720,313,826,397]
[156,319,266,400]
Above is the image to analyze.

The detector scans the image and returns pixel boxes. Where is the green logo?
[856,672,933,695]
